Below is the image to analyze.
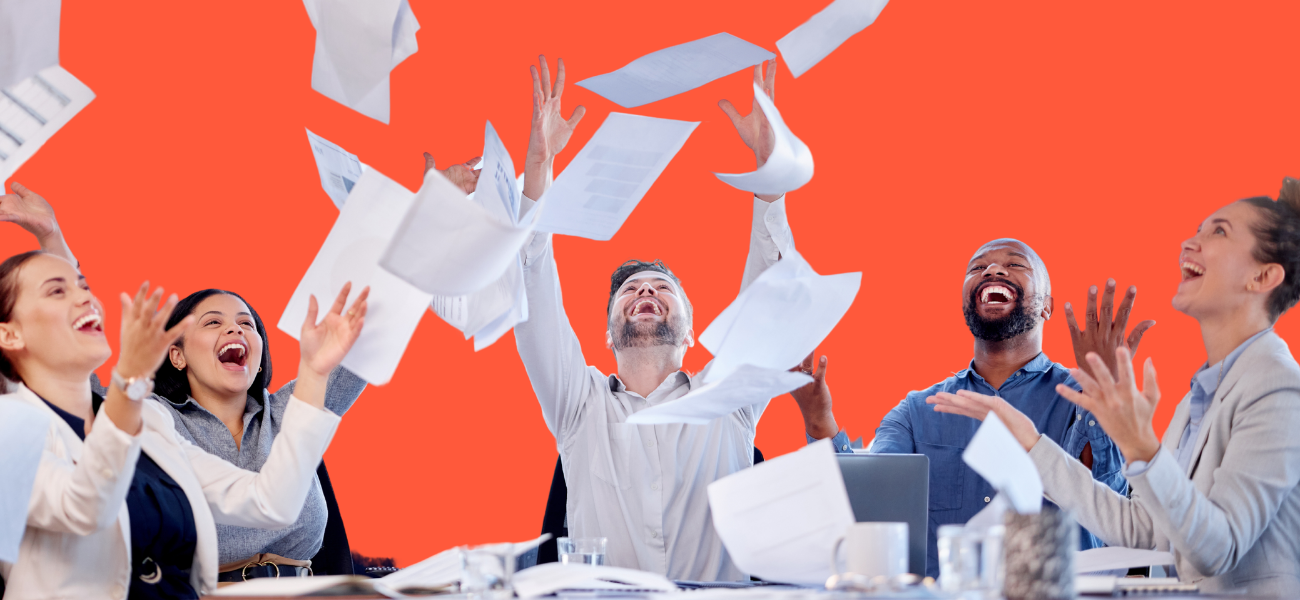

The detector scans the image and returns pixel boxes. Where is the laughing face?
[1173,201,1271,320]
[169,293,263,397]
[606,271,693,351]
[0,253,110,375]
[962,240,1051,342]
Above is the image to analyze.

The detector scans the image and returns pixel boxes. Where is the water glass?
[937,525,964,593]
[459,543,515,599]
[557,537,607,566]
[938,524,1005,598]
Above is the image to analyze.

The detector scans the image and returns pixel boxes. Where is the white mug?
[830,522,909,578]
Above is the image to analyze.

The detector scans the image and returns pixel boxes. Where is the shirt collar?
[1192,327,1272,394]
[608,370,691,396]
[958,352,1053,380]
[165,391,264,417]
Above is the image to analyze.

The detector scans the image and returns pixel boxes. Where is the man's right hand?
[424,153,481,195]
[523,55,585,201]
[1065,279,1155,381]
[791,353,839,440]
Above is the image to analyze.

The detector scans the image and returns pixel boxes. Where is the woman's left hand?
[1056,346,1162,464]
[927,390,1042,452]
[299,282,369,378]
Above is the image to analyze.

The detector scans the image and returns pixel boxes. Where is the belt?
[217,553,313,582]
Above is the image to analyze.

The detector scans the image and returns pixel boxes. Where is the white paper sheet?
[0,401,49,563]
[776,0,890,78]
[0,0,61,90]
[534,113,697,240]
[713,83,814,195]
[627,363,811,425]
[575,33,774,108]
[514,564,677,599]
[212,575,377,597]
[304,0,419,124]
[474,120,521,225]
[699,249,860,384]
[962,414,1043,514]
[380,168,540,297]
[305,128,365,210]
[0,65,94,183]
[1076,547,1175,574]
[708,439,855,585]
[278,168,432,385]
[374,534,550,596]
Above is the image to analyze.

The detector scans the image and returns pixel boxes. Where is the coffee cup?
[830,522,909,578]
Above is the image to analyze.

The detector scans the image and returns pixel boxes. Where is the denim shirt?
[871,353,1127,577]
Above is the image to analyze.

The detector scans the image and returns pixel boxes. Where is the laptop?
[835,454,929,576]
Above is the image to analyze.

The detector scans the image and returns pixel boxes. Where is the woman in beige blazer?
[931,178,1300,595]
[0,248,367,599]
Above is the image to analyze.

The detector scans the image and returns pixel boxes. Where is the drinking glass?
[459,543,515,599]
[557,537,607,566]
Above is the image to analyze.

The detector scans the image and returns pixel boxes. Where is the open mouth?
[629,298,663,317]
[1180,261,1204,281]
[73,311,103,334]
[978,283,1017,306]
[217,341,249,369]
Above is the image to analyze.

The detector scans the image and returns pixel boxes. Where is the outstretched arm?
[0,182,77,265]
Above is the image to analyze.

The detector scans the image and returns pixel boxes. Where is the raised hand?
[719,60,778,171]
[926,389,1042,452]
[424,153,482,195]
[1056,347,1162,464]
[116,282,193,379]
[790,353,838,439]
[1066,279,1155,379]
[523,55,586,200]
[0,182,76,263]
[299,282,369,378]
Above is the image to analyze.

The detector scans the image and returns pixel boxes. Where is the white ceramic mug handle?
[829,535,847,577]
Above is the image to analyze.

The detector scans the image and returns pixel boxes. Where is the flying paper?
[708,439,855,585]
[0,65,94,183]
[0,0,61,90]
[0,401,49,562]
[534,113,697,240]
[278,168,432,385]
[627,364,810,425]
[304,0,419,123]
[305,128,365,209]
[962,413,1043,514]
[777,0,890,78]
[700,249,860,384]
[576,33,774,108]
[713,83,814,195]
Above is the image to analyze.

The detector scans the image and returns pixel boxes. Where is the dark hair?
[1240,177,1300,322]
[0,250,47,382]
[607,259,688,315]
[153,289,273,402]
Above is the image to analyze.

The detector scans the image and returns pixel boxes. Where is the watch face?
[127,379,148,399]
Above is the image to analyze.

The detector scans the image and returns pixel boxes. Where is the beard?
[963,280,1039,342]
[612,316,688,350]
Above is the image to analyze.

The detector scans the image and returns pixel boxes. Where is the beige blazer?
[1029,331,1300,595]
[0,383,340,600]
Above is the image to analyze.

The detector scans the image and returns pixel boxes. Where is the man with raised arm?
[512,57,843,581]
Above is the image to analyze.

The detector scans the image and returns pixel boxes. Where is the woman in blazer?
[0,247,367,599]
[930,178,1300,595]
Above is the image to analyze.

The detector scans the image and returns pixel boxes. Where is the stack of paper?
[0,0,61,90]
[305,128,366,210]
[712,82,814,195]
[777,0,891,78]
[962,414,1043,514]
[0,65,94,182]
[534,112,698,241]
[576,33,774,108]
[278,167,433,385]
[629,249,860,425]
[708,439,856,585]
[0,401,50,563]
[373,534,550,597]
[304,0,419,124]
[513,564,677,599]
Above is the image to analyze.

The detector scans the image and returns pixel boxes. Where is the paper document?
[375,534,550,596]
[1076,547,1175,574]
[708,439,855,585]
[380,167,539,297]
[534,113,697,240]
[514,564,677,599]
[629,364,810,425]
[305,128,366,209]
[0,401,49,562]
[576,33,774,108]
[0,65,94,183]
[0,0,61,89]
[699,249,860,384]
[212,575,377,597]
[304,0,419,123]
[713,83,814,195]
[777,0,890,78]
[962,414,1043,514]
[278,168,432,385]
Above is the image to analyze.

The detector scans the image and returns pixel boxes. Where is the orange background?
[4,0,1298,567]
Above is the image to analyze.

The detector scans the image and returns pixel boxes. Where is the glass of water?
[459,543,515,599]
[557,537,607,565]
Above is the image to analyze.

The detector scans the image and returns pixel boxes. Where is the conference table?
[203,587,1283,599]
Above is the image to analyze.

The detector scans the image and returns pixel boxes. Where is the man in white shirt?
[514,57,835,581]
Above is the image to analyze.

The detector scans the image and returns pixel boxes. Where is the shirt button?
[644,439,655,448]
[1089,420,1096,427]
[651,482,659,491]
[842,445,849,451]
[984,496,991,503]
[1076,414,1082,421]
[651,531,661,540]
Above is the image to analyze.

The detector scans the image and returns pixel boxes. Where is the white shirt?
[515,195,794,581]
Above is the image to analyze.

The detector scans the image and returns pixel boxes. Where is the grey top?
[94,367,367,565]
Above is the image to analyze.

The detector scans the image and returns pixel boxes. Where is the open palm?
[719,60,778,168]
[299,282,369,377]
[526,56,585,170]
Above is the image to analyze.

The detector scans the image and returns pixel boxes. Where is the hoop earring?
[258,367,262,373]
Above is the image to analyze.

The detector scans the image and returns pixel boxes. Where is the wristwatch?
[111,369,154,401]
